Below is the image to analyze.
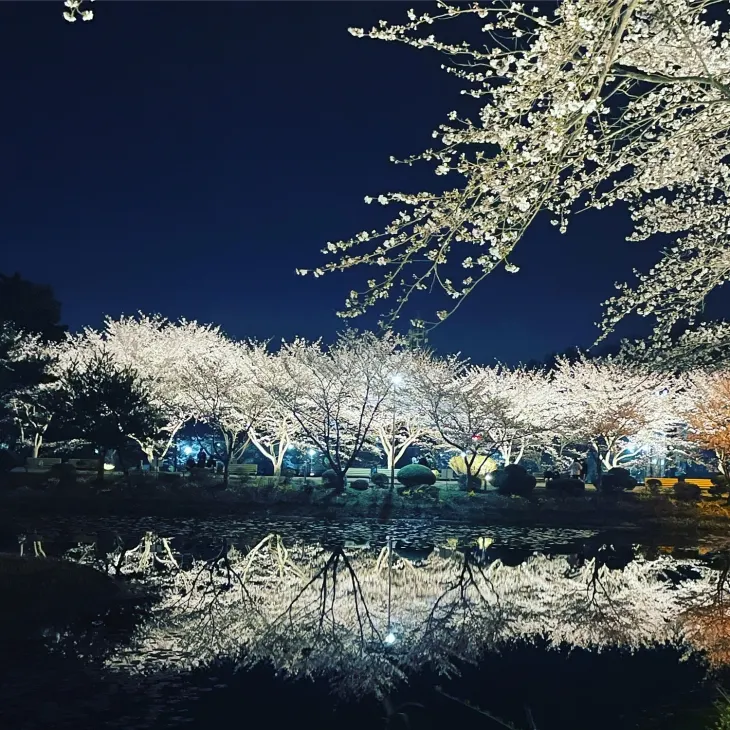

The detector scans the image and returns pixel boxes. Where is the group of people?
[184,449,218,472]
[545,458,588,482]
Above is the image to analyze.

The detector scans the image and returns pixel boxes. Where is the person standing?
[569,459,582,480]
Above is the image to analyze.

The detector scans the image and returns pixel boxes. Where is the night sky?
[1,2,720,364]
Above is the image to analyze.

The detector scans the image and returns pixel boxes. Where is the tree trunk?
[32,436,41,459]
[223,457,230,488]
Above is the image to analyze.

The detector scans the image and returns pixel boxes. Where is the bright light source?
[308,449,316,457]
[183,446,193,456]
[391,373,403,386]
[484,473,492,482]
[384,632,397,645]
[103,463,115,471]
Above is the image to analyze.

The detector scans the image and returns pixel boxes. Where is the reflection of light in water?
[76,534,729,699]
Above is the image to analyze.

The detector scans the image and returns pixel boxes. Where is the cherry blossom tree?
[550,355,678,470]
[2,332,64,458]
[412,358,516,484]
[267,331,404,490]
[246,347,301,476]
[176,329,268,486]
[294,0,730,350]
[68,316,206,470]
[482,366,553,465]
[682,370,730,476]
[370,349,437,471]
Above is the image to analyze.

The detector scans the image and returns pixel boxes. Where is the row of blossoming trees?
[4,314,730,486]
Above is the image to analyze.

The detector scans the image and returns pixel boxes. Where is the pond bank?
[0,485,727,538]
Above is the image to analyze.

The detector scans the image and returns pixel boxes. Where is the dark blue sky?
[0,2,699,364]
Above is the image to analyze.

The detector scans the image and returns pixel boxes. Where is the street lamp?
[308,449,316,476]
[389,374,403,491]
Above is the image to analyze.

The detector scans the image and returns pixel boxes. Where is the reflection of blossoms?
[84,535,726,698]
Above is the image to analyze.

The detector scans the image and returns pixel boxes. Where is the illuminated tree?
[412,359,514,483]
[295,0,730,352]
[482,366,554,465]
[247,347,301,476]
[370,349,437,471]
[550,355,677,469]
[70,316,204,470]
[0,330,60,457]
[683,371,730,476]
[177,329,268,485]
[267,332,403,490]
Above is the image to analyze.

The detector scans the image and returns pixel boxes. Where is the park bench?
[345,468,373,479]
[228,463,258,476]
[649,477,714,490]
[25,457,61,470]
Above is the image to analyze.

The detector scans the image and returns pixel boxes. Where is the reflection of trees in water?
[69,534,728,698]
[682,551,730,668]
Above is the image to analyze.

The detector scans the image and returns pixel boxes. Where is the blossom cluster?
[298,0,730,357]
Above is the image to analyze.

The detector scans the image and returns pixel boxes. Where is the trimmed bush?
[371,472,389,488]
[546,477,585,496]
[350,479,369,491]
[598,467,637,493]
[674,480,701,501]
[321,469,344,489]
[645,478,662,495]
[709,474,729,497]
[397,464,436,488]
[493,464,536,497]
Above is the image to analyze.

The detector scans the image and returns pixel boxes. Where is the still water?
[2,516,729,730]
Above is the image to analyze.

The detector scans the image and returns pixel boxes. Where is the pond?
[2,516,730,730]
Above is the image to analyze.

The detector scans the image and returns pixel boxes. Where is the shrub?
[371,472,389,488]
[397,464,436,488]
[598,467,637,493]
[546,477,585,496]
[673,480,701,501]
[709,474,729,497]
[457,474,483,492]
[493,464,536,497]
[321,469,344,489]
[645,478,662,495]
[350,479,369,491]
[49,462,77,487]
